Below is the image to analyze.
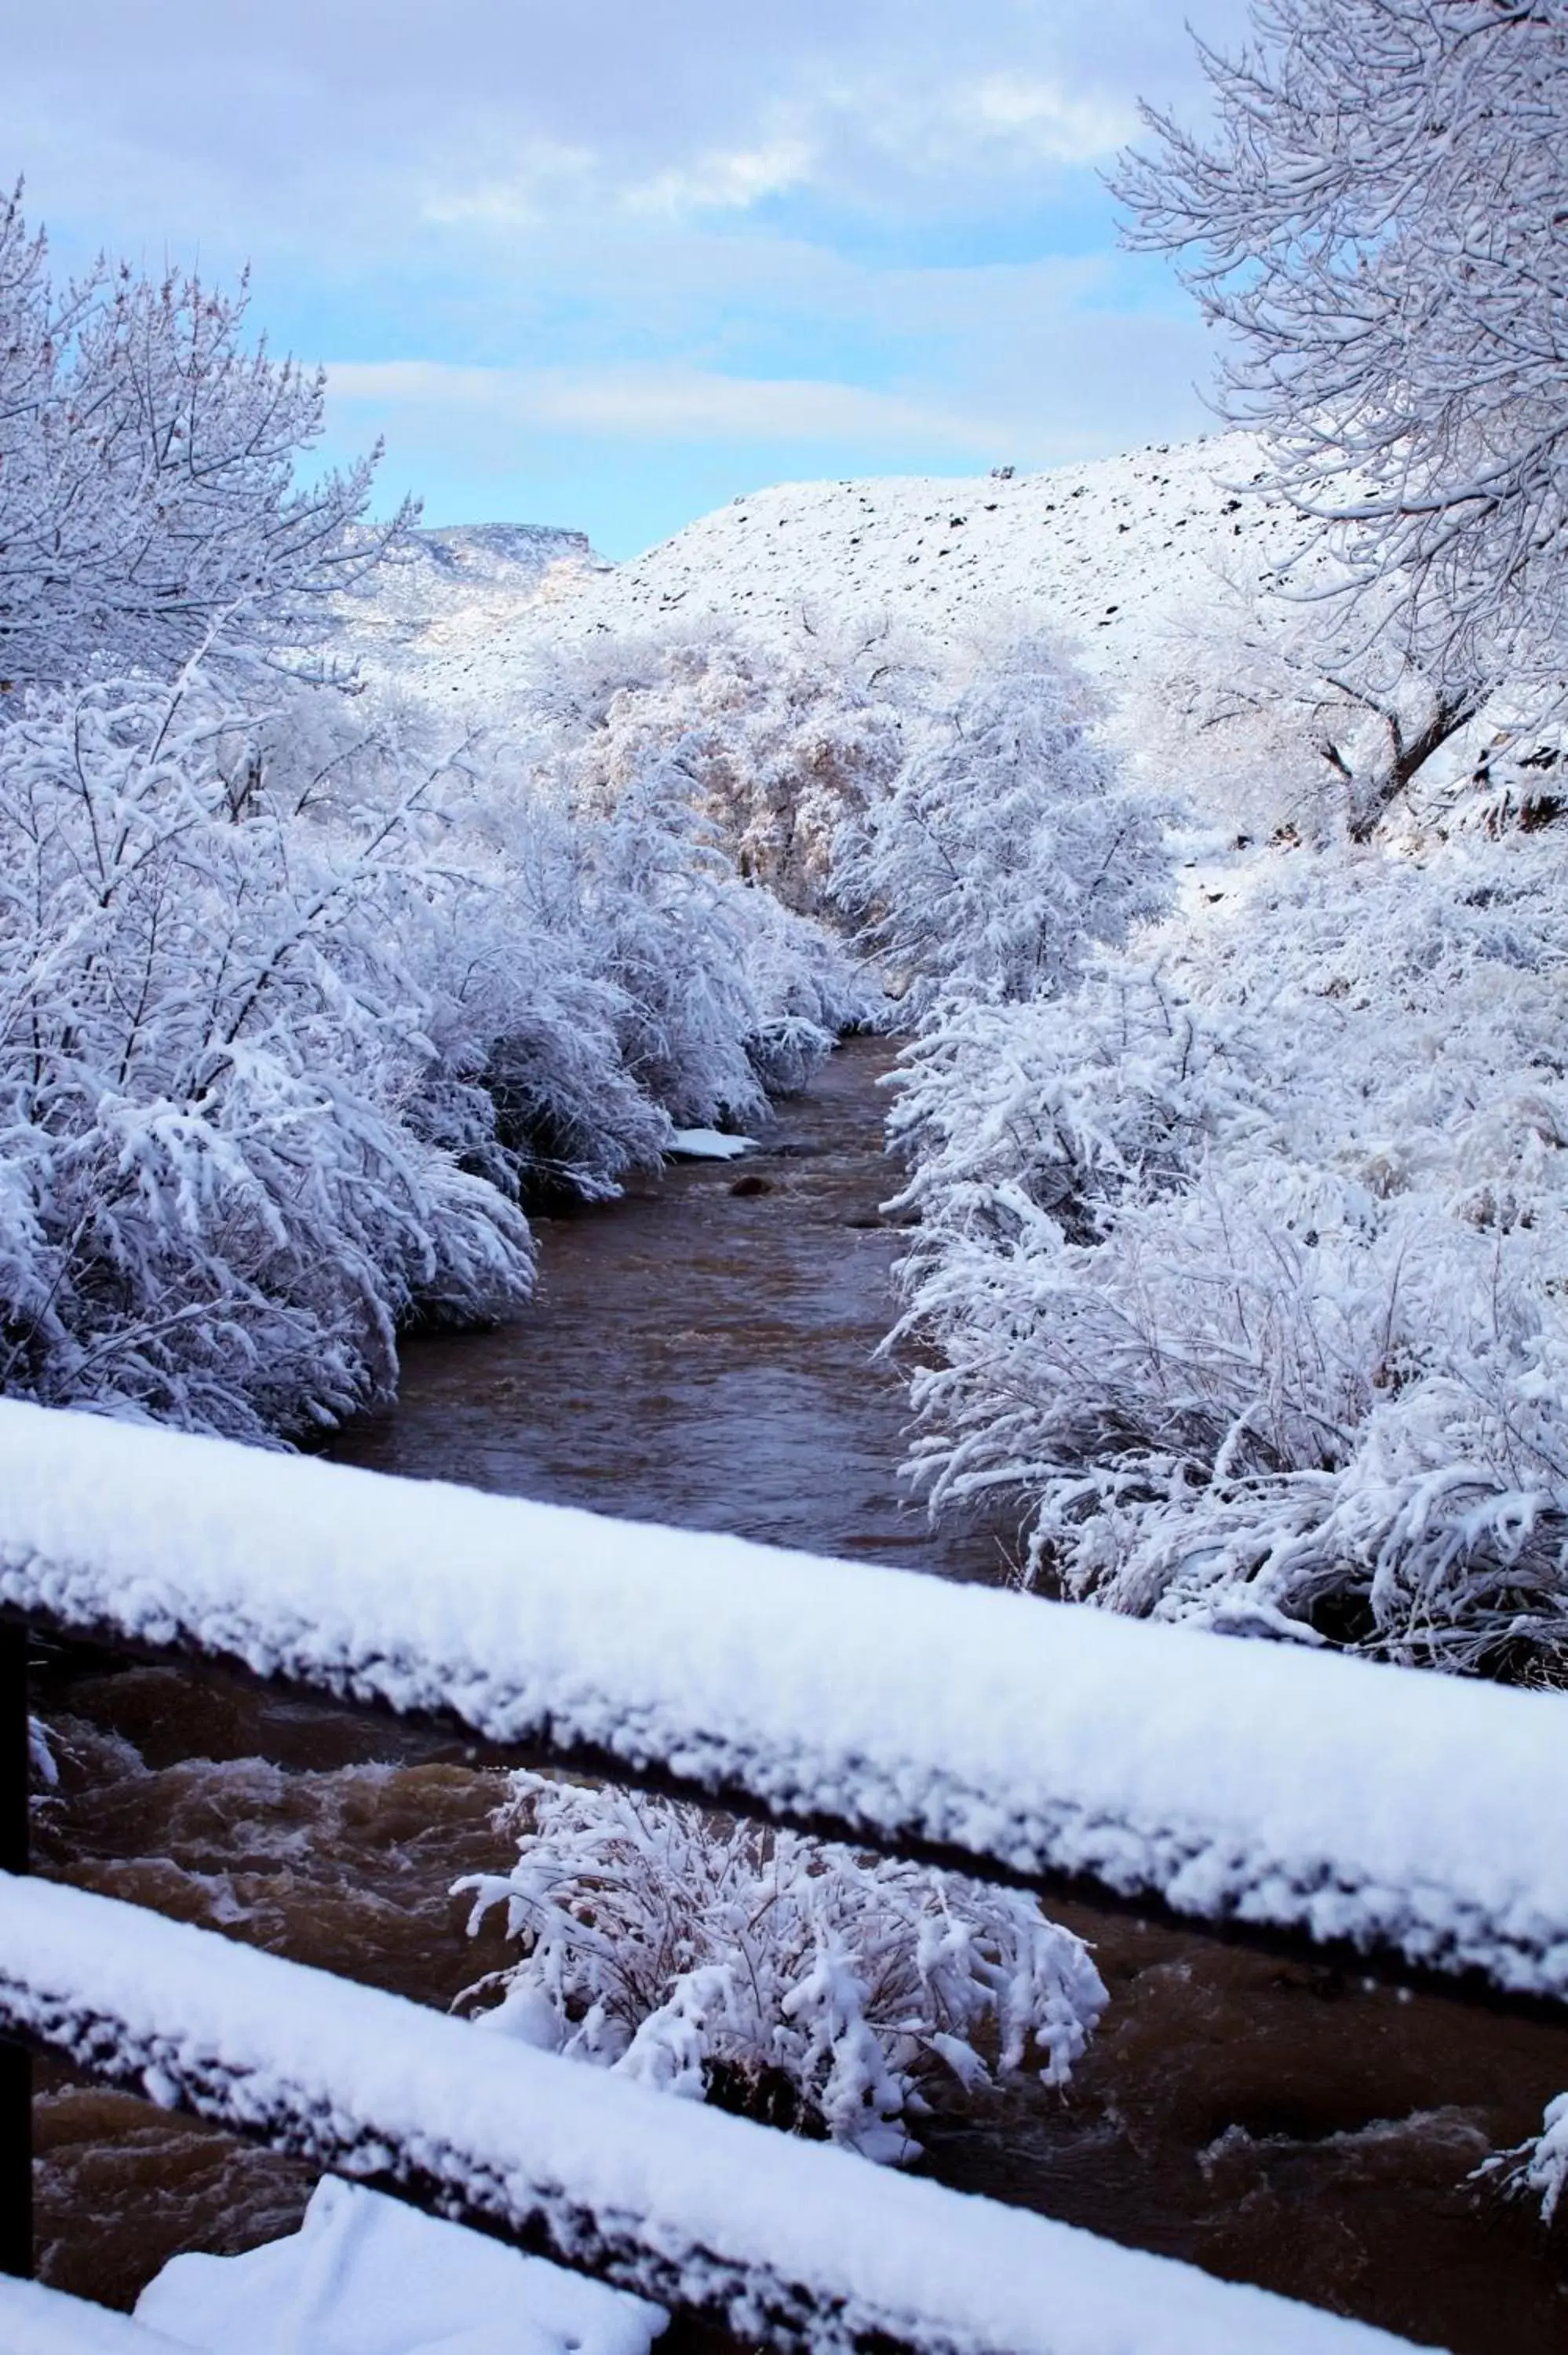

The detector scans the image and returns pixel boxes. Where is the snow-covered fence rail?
[2,1398,1566,2006]
[4,1400,1568,1999]
[0,1873,1426,2354]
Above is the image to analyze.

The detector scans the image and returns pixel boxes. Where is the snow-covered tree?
[1166,561,1487,843]
[524,619,923,919]
[1115,0,1568,687]
[836,635,1169,1020]
[455,1773,1106,2165]
[0,184,409,691]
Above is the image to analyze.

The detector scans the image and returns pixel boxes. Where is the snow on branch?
[2,1400,1567,1999]
[1114,0,1568,687]
[454,1773,1106,2164]
[0,1875,1431,2353]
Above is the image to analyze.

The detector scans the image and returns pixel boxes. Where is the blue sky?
[5,0,1250,557]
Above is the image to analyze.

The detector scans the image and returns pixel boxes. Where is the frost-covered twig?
[455,1774,1106,2163]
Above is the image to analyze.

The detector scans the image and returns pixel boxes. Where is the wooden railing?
[1,1398,1563,2351]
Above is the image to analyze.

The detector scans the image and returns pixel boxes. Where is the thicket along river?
[32,1039,1568,2350]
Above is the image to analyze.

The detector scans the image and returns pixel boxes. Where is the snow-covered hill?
[388,433,1318,725]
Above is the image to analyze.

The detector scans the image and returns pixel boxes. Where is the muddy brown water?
[33,1038,1568,2350]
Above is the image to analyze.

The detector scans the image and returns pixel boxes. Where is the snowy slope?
[332,520,611,685]
[390,433,1319,721]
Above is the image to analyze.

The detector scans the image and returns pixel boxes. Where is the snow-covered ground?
[133,2176,661,2355]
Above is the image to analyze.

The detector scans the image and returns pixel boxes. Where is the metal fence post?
[0,1620,31,2278]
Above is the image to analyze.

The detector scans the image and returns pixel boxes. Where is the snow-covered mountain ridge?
[395,433,1317,725]
[332,520,612,681]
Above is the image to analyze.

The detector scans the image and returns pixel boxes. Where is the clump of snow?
[455,1773,1106,2163]
[665,1129,755,1160]
[0,2276,191,2352]
[4,1399,1568,1999]
[135,2174,662,2355]
[0,1874,1434,2354]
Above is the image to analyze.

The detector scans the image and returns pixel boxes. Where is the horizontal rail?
[20,1615,1568,2029]
[0,1875,1430,2355]
[2,1400,1566,2004]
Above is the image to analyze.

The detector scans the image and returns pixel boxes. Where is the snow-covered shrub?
[454,1773,1106,2165]
[461,617,898,1123]
[574,747,789,1131]
[496,685,881,1135]
[733,883,884,1094]
[836,634,1170,1021]
[403,761,680,1204]
[541,739,867,1130]
[0,666,535,1437]
[888,841,1568,1671]
[1485,2095,1568,2227]
[885,964,1253,1246]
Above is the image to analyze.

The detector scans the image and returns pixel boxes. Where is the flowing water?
[34,1038,1568,2350]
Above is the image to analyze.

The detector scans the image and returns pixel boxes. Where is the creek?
[33,1038,1568,2351]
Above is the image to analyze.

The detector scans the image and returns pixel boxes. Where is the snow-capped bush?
[572,744,826,1130]
[836,634,1170,1020]
[1486,2095,1568,2227]
[454,1773,1106,2165]
[0,666,537,1437]
[888,840,1568,1671]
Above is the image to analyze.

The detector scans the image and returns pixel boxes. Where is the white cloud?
[421,142,598,229]
[957,74,1137,162]
[428,130,819,230]
[326,360,1005,450]
[625,136,819,219]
